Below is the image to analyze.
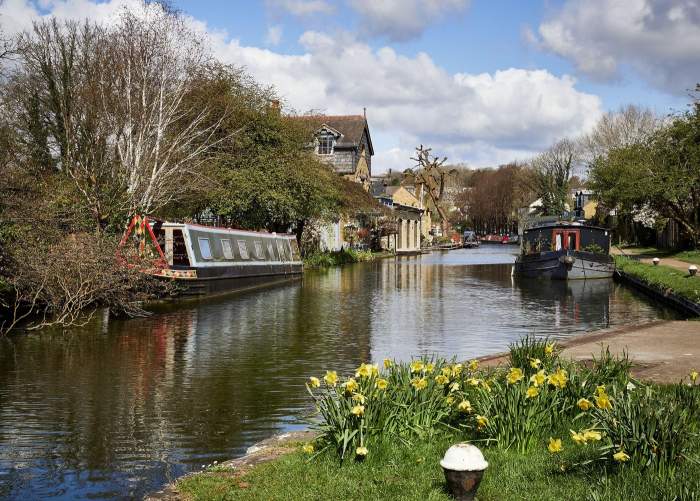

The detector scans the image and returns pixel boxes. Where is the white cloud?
[532,0,700,94]
[266,0,333,16]
[347,0,470,41]
[265,24,283,45]
[0,0,604,170]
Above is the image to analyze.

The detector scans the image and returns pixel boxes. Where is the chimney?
[363,107,367,119]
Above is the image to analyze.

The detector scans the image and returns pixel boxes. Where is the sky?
[2,0,698,173]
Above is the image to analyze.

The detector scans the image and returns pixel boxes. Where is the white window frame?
[254,241,264,259]
[237,240,250,260]
[198,238,213,260]
[317,132,334,155]
[267,242,276,260]
[221,239,234,260]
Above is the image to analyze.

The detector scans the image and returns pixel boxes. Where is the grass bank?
[303,248,382,268]
[614,255,700,304]
[616,245,700,266]
[177,340,700,500]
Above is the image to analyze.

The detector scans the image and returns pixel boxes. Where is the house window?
[198,238,212,260]
[237,240,250,260]
[221,239,234,259]
[254,241,264,259]
[317,132,334,155]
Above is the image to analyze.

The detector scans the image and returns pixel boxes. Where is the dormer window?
[317,131,335,155]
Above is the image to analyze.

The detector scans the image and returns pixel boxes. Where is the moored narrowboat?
[119,216,303,296]
[514,222,614,280]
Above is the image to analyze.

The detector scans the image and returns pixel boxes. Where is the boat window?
[221,239,234,260]
[237,240,250,260]
[198,238,212,260]
[267,242,277,260]
[554,233,563,251]
[173,230,190,266]
[254,241,264,259]
[277,241,287,261]
[567,233,578,250]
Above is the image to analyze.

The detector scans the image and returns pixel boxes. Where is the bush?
[304,248,374,268]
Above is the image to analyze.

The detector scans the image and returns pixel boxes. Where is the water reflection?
[0,248,679,499]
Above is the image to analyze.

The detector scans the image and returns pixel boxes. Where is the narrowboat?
[462,230,480,248]
[119,216,303,296]
[513,222,614,280]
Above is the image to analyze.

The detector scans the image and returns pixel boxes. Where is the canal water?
[0,247,680,499]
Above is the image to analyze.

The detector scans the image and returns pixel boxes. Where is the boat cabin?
[521,222,610,255]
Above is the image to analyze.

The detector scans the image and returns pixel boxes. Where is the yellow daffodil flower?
[545,343,555,356]
[425,363,435,374]
[458,400,472,413]
[411,377,428,390]
[577,398,593,411]
[526,386,540,398]
[383,358,392,369]
[595,393,612,410]
[476,415,488,429]
[351,404,365,416]
[356,446,368,457]
[410,360,425,373]
[481,379,492,392]
[435,374,449,385]
[506,367,525,384]
[583,430,602,442]
[530,358,542,369]
[441,366,452,377]
[376,378,388,390]
[468,359,479,371]
[690,370,698,383]
[452,363,464,376]
[467,377,481,387]
[596,385,606,396]
[449,382,460,392]
[370,364,379,377]
[445,396,455,405]
[530,370,546,387]
[613,450,630,462]
[308,376,320,388]
[343,378,359,393]
[352,393,366,404]
[548,437,563,453]
[302,443,314,454]
[570,430,586,445]
[355,363,371,378]
[547,367,568,389]
[324,370,338,386]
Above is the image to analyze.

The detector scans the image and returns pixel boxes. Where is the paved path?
[611,246,696,274]
[482,320,700,383]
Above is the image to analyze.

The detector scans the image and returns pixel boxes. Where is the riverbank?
[164,320,700,500]
[303,248,393,268]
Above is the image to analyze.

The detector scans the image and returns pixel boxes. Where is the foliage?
[303,248,375,268]
[529,139,578,217]
[507,335,557,374]
[614,256,700,303]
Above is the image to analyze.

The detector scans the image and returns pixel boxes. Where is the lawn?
[614,255,700,304]
[615,245,700,266]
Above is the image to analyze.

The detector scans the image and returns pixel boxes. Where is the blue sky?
[3,0,696,172]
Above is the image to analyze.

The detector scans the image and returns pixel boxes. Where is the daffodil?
[352,393,366,404]
[476,415,488,429]
[376,378,388,390]
[458,400,472,413]
[351,404,365,416]
[370,364,379,377]
[308,376,320,388]
[481,379,492,392]
[526,386,540,398]
[425,363,435,374]
[691,370,698,383]
[445,396,455,405]
[583,430,602,442]
[548,437,563,453]
[468,359,479,371]
[577,398,593,411]
[449,382,460,392]
[355,363,372,378]
[452,363,464,376]
[596,385,606,396]
[343,378,359,393]
[570,430,586,445]
[545,343,555,356]
[547,367,568,389]
[613,450,630,462]
[530,369,546,387]
[383,358,392,369]
[302,443,314,454]
[441,366,452,377]
[410,360,425,373]
[356,446,368,457]
[530,358,542,369]
[506,367,525,384]
[324,370,338,386]
[411,377,428,390]
[467,377,481,386]
[595,393,612,410]
[435,374,449,385]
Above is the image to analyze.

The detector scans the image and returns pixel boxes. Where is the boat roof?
[156,220,297,238]
[524,221,609,232]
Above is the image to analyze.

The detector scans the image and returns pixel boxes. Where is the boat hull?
[514,250,614,280]
[169,263,303,296]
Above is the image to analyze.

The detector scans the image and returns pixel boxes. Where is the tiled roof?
[293,114,374,155]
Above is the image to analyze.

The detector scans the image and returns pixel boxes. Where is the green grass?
[177,426,700,501]
[303,248,376,268]
[614,255,700,304]
[616,245,700,266]
[675,250,700,266]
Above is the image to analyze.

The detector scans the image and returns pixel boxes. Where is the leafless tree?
[406,145,456,233]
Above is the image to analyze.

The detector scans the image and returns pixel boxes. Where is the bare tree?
[104,6,229,216]
[529,139,579,217]
[406,145,456,234]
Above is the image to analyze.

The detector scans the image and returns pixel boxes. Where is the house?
[301,113,374,189]
[574,190,597,220]
[370,181,423,254]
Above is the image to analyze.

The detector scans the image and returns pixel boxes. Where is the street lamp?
[690,265,698,277]
[652,257,660,266]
